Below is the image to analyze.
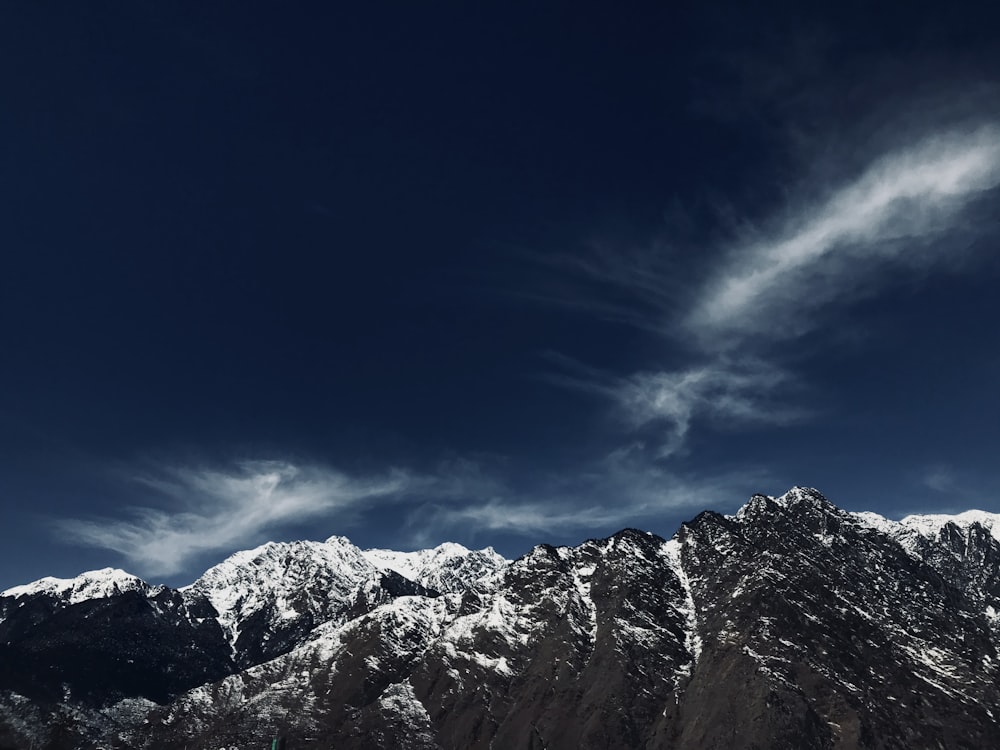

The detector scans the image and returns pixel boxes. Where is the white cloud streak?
[687,125,1000,349]
[57,131,1000,572]
[56,461,416,577]
[412,455,770,540]
[614,358,804,457]
[55,455,758,573]
[589,124,1000,453]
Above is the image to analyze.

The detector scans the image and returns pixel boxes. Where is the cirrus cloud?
[557,122,1000,458]
[687,125,1000,350]
[55,461,417,577]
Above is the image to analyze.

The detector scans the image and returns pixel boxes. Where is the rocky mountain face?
[1,487,999,749]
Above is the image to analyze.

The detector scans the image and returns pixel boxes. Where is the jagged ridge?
[2,487,999,750]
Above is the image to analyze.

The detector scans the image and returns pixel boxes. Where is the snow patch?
[1,568,150,604]
[570,564,598,642]
[850,511,900,536]
[182,538,378,654]
[900,510,1000,543]
[363,542,507,594]
[662,539,702,663]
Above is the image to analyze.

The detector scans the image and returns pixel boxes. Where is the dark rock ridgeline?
[2,489,999,749]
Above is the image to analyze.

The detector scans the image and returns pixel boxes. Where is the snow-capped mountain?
[183,536,412,668]
[0,567,153,608]
[362,541,507,594]
[0,565,232,712]
[901,509,1000,540]
[2,487,999,749]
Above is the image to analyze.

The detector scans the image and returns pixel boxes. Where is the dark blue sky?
[3,2,1000,589]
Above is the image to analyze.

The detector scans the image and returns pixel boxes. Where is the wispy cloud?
[408,452,772,542]
[687,125,1000,350]
[921,465,958,494]
[915,464,1000,507]
[897,464,1000,517]
[613,358,805,457]
[54,454,759,573]
[56,131,1000,574]
[55,461,416,577]
[558,123,1000,457]
[548,353,804,458]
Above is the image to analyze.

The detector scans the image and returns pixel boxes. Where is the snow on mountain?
[4,488,1000,748]
[134,593,463,749]
[128,527,700,748]
[850,509,901,535]
[687,488,1000,747]
[362,541,508,594]
[770,485,830,510]
[0,567,152,605]
[900,509,1000,542]
[179,535,506,668]
[661,537,702,666]
[852,507,1000,572]
[181,536,380,662]
[851,507,1000,543]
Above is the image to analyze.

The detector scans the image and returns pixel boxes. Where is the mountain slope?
[0,572,231,709]
[673,489,999,748]
[2,487,999,749]
[180,536,438,668]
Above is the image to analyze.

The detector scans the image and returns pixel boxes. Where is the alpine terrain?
[1,487,998,749]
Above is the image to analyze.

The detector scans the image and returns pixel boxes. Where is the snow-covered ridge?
[362,541,508,594]
[6,488,1000,748]
[899,510,1000,543]
[1,567,151,604]
[1,535,507,627]
[850,510,900,536]
[177,536,509,657]
[733,486,832,521]
[182,537,379,653]
[363,541,473,579]
[732,489,1000,548]
[851,509,1000,542]
[772,486,828,509]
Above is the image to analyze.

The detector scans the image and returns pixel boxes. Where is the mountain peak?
[900,509,1000,543]
[362,542,507,594]
[773,485,833,509]
[4,489,1000,748]
[323,534,356,547]
[734,486,837,522]
[1,567,150,604]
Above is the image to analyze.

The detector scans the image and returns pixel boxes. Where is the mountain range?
[1,487,998,749]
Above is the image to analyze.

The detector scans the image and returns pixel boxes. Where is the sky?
[2,2,1000,589]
